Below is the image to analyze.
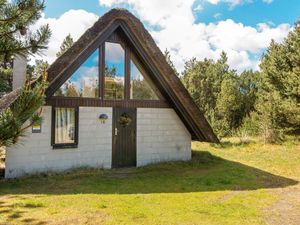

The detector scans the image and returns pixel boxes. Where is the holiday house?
[4,9,218,178]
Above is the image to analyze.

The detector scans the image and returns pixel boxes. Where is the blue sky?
[36,0,299,73]
[45,0,300,26]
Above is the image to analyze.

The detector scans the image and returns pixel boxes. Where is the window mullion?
[99,44,105,100]
[125,46,130,100]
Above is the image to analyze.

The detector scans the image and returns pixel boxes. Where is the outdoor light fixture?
[99,114,108,123]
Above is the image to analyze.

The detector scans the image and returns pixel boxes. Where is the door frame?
[112,107,137,168]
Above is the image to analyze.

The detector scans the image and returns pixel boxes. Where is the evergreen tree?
[56,34,74,57]
[164,49,179,76]
[0,0,51,67]
[0,68,12,96]
[182,52,260,138]
[32,59,49,79]
[216,74,243,133]
[257,20,300,141]
[182,52,231,126]
[0,72,48,147]
[0,0,51,94]
[239,70,260,119]
[0,0,50,147]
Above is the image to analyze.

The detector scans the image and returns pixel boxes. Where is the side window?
[130,55,160,100]
[54,50,99,98]
[52,107,78,148]
[104,42,125,100]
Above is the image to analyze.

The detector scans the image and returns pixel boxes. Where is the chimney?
[13,55,27,90]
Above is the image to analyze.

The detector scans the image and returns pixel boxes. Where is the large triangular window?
[53,31,163,101]
[54,50,99,98]
[130,54,160,100]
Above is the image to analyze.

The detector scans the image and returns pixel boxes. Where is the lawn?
[0,137,299,225]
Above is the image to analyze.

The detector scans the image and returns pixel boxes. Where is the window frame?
[51,106,79,149]
[52,37,164,102]
[101,40,163,101]
[54,49,100,99]
[102,41,126,100]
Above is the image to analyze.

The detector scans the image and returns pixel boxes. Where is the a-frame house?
[5,9,218,178]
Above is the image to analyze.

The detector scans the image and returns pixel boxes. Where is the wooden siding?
[46,97,170,108]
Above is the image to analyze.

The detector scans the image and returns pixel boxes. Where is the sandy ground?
[264,186,300,225]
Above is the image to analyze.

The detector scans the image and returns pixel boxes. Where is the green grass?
[0,137,299,224]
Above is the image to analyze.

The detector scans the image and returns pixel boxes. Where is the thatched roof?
[0,88,21,112]
[47,8,219,143]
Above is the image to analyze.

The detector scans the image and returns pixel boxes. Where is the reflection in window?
[130,56,159,100]
[55,108,76,144]
[54,50,99,98]
[104,42,125,100]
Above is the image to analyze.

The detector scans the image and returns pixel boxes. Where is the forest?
[173,21,300,143]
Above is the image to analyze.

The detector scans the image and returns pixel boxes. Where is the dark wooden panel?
[100,44,105,99]
[112,107,136,168]
[106,30,124,43]
[46,97,170,108]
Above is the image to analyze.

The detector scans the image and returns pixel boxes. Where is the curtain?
[55,108,75,144]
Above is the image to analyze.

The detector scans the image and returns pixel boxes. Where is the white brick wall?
[5,107,191,178]
[137,108,191,166]
[5,106,113,178]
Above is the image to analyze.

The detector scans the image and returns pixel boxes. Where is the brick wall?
[5,106,112,178]
[5,107,191,178]
[136,108,191,166]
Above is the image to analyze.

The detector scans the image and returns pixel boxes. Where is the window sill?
[52,144,78,150]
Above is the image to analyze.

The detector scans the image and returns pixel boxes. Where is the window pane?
[55,108,76,144]
[54,50,99,98]
[104,42,125,100]
[130,56,159,100]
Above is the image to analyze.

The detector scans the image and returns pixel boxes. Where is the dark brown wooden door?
[112,107,137,168]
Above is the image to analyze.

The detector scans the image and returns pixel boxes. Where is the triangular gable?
[46,9,219,143]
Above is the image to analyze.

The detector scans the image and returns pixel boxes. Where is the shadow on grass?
[0,151,297,195]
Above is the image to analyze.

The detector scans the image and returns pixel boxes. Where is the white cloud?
[32,2,290,75]
[105,42,125,62]
[99,0,195,27]
[262,0,273,4]
[31,10,98,63]
[193,4,204,12]
[214,13,222,19]
[205,0,245,7]
[206,0,273,7]
[206,20,290,53]
[99,0,290,73]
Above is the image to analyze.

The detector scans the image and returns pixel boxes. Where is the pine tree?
[257,20,300,141]
[56,34,74,57]
[164,49,179,76]
[0,0,51,93]
[0,0,50,147]
[182,51,260,138]
[182,52,231,121]
[0,71,48,147]
[216,74,243,131]
[0,0,51,67]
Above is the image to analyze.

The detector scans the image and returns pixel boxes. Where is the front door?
[112,108,137,168]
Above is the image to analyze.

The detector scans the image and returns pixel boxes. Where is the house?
[4,9,219,178]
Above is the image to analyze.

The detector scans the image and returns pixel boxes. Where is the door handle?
[115,128,118,136]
